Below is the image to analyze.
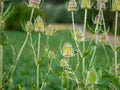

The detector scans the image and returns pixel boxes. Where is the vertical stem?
[0,1,4,28]
[7,33,29,83]
[36,33,41,90]
[0,45,3,89]
[89,10,101,68]
[30,8,34,22]
[114,11,118,77]
[82,9,87,79]
[71,12,82,57]
[37,65,40,90]
[37,33,41,60]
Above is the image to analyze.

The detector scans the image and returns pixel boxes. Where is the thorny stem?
[36,33,41,90]
[40,59,53,89]
[82,9,88,80]
[37,64,40,90]
[7,33,29,83]
[114,11,118,77]
[0,45,3,90]
[89,10,101,68]
[71,12,82,57]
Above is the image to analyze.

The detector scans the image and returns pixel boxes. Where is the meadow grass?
[3,30,119,89]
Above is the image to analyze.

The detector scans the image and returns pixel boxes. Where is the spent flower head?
[97,1,106,10]
[45,25,54,36]
[74,29,84,42]
[68,0,77,12]
[99,33,107,43]
[80,0,91,9]
[62,42,74,58]
[29,0,41,8]
[112,0,120,11]
[34,16,45,33]
[94,14,103,25]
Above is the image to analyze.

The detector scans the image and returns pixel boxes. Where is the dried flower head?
[62,42,74,58]
[112,0,120,11]
[25,21,34,33]
[34,16,44,33]
[94,14,103,25]
[80,0,91,9]
[45,25,54,36]
[75,30,84,42]
[97,2,106,10]
[99,34,107,43]
[29,0,41,8]
[48,50,55,59]
[68,0,77,12]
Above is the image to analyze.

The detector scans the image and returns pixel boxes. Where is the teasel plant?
[67,0,83,81]
[5,0,42,88]
[79,0,92,81]
[111,0,120,77]
[0,0,11,89]
[89,0,108,68]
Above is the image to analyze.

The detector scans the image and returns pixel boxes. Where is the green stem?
[114,11,118,77]
[0,1,4,28]
[89,10,101,68]
[7,33,29,83]
[102,44,111,66]
[30,8,34,22]
[37,65,40,90]
[71,12,82,57]
[0,45,3,89]
[37,33,41,60]
[82,9,88,80]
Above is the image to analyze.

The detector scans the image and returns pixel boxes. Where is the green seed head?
[34,16,45,33]
[48,50,55,59]
[45,25,54,36]
[80,0,91,9]
[87,68,98,84]
[62,42,74,58]
[112,0,120,11]
[25,21,34,33]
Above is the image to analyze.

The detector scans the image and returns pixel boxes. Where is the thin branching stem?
[0,45,3,89]
[114,11,118,77]
[89,10,101,68]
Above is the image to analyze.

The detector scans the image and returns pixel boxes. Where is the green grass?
[3,30,120,90]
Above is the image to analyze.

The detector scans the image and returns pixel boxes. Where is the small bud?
[48,50,55,59]
[25,21,34,33]
[68,0,77,12]
[60,58,69,69]
[62,42,74,58]
[112,0,120,11]
[99,34,107,43]
[75,30,84,42]
[94,14,103,25]
[34,16,44,33]
[29,0,41,8]
[45,25,54,36]
[87,68,98,84]
[80,0,91,9]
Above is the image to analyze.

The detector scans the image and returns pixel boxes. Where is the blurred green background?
[3,0,120,34]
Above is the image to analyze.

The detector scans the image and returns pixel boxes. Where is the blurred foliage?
[4,1,120,33]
